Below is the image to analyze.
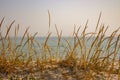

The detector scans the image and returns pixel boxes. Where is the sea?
[0,37,120,60]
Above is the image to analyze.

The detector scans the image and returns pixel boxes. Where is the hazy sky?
[0,0,120,36]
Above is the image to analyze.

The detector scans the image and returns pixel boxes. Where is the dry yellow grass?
[0,13,120,79]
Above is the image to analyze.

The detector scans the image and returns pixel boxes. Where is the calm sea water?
[0,37,120,59]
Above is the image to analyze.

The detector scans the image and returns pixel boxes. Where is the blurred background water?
[0,37,120,60]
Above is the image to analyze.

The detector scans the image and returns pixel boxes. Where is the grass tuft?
[0,14,120,79]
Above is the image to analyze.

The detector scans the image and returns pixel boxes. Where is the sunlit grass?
[0,13,120,79]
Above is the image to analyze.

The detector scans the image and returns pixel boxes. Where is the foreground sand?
[0,60,119,80]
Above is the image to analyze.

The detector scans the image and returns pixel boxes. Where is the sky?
[0,0,120,37]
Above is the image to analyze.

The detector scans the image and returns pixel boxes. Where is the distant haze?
[0,0,120,37]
